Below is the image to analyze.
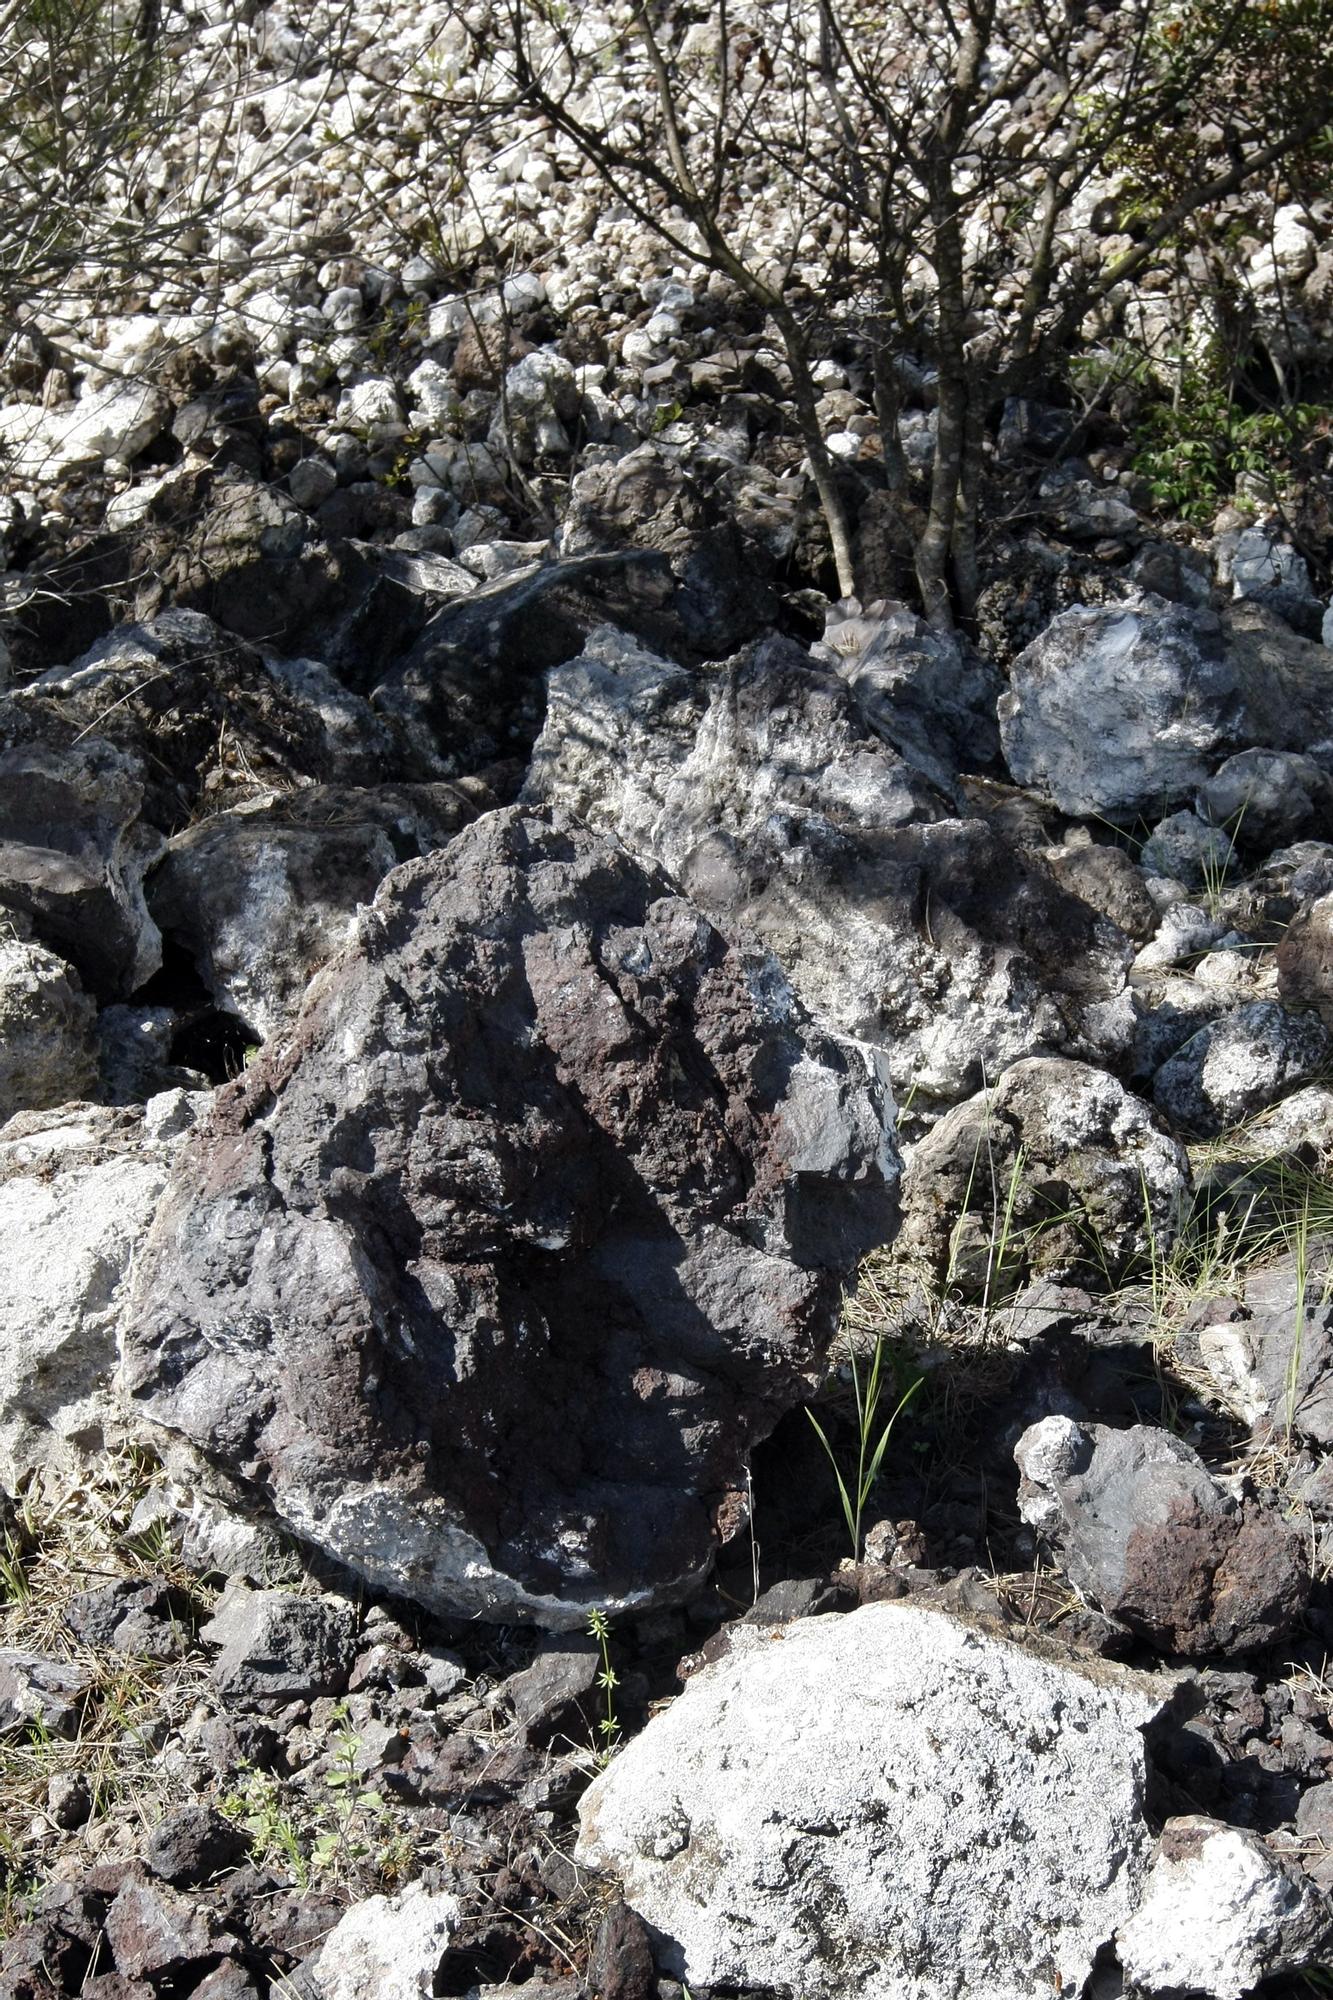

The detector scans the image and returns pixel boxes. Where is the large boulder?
[0,1102,184,1492]
[899,1057,1189,1294]
[998,595,1246,816]
[576,1601,1172,2000]
[124,807,897,1625]
[370,551,691,777]
[524,627,1132,1107]
[0,939,97,1122]
[147,777,508,1041]
[1016,1417,1310,1655]
[0,739,162,995]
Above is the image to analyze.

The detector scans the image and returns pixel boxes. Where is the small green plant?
[221,1766,310,1887]
[1132,369,1331,521]
[0,1531,30,1607]
[586,1608,620,1765]
[806,1338,922,1563]
[310,1704,405,1881]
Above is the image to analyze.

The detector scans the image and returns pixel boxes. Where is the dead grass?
[0,1450,221,1932]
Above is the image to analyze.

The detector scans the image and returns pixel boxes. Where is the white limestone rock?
[0,384,169,483]
[312,1882,462,2000]
[1117,1817,1329,1999]
[576,1601,1172,2000]
[0,1104,176,1490]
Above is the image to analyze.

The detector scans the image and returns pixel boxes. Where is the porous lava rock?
[525,627,1131,1106]
[124,806,897,1625]
[899,1056,1188,1293]
[1016,1418,1310,1655]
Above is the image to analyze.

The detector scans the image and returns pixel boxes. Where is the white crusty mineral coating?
[1117,1818,1330,1999]
[576,1601,1173,2000]
[0,1106,173,1490]
[313,1882,463,2000]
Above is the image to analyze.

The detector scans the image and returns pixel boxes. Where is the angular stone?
[899,1057,1188,1294]
[998,596,1245,816]
[0,1650,92,1736]
[142,1807,250,1887]
[525,627,1130,1107]
[812,597,1001,793]
[2,611,397,837]
[576,1601,1171,2000]
[1015,1417,1310,1654]
[1198,748,1333,851]
[1117,1816,1330,1998]
[125,807,896,1624]
[104,1880,216,1982]
[200,1586,357,1711]
[0,939,96,1122]
[147,778,505,1040]
[312,1884,461,2000]
[0,741,162,996]
[1278,890,1333,1030]
[1153,1000,1331,1138]
[0,1105,174,1490]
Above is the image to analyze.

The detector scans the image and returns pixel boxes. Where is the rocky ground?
[7,1,1333,1996]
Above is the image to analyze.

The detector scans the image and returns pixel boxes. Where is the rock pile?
[4,1,1333,1994]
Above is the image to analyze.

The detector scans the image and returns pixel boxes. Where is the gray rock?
[0,1103,175,1490]
[147,778,505,1041]
[1221,600,1333,760]
[813,597,1001,793]
[1015,1417,1310,1654]
[998,596,1245,816]
[0,1649,92,1735]
[1221,526,1323,637]
[1153,999,1331,1137]
[1278,890,1333,1030]
[1140,810,1234,892]
[312,1883,461,2000]
[899,1057,1188,1294]
[97,1006,206,1106]
[4,610,397,836]
[142,1806,250,1887]
[1045,837,1159,941]
[1039,468,1143,542]
[524,627,1132,1108]
[1132,904,1228,976]
[0,938,96,1121]
[501,1635,600,1747]
[289,457,339,511]
[558,444,782,660]
[576,1601,1172,2000]
[201,1584,358,1710]
[1198,748,1333,850]
[0,740,162,995]
[370,551,680,776]
[1128,542,1213,608]
[1197,1251,1333,1445]
[104,1878,217,1982]
[1117,1816,1330,1998]
[125,806,897,1625]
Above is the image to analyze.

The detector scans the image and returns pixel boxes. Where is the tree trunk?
[775,307,859,600]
